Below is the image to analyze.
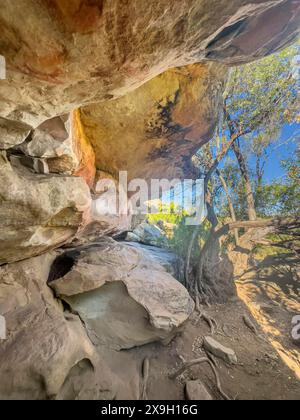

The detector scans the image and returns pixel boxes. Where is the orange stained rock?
[45,0,104,33]
[72,109,96,187]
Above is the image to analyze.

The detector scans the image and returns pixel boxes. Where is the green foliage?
[147,202,210,264]
[217,152,300,219]
[252,151,299,217]
[147,202,187,226]
[224,44,299,137]
[213,44,300,221]
[168,219,211,264]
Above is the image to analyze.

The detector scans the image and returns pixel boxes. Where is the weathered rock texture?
[126,220,167,247]
[0,253,115,400]
[48,238,194,350]
[0,118,31,149]
[91,170,132,236]
[79,63,227,181]
[0,152,91,264]
[125,242,185,283]
[0,0,299,128]
[16,111,96,186]
[0,0,299,401]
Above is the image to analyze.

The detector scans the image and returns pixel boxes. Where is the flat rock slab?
[186,381,213,401]
[125,242,185,283]
[203,336,238,365]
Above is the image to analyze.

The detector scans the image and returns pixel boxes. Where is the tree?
[186,44,300,303]
[222,45,299,220]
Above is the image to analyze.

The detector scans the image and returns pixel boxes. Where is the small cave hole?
[48,254,76,284]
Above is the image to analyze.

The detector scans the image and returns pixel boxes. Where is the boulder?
[203,337,238,365]
[126,221,167,247]
[125,242,185,283]
[0,118,31,150]
[186,381,213,401]
[0,152,91,264]
[0,253,115,400]
[0,1,298,184]
[17,112,96,186]
[48,238,194,350]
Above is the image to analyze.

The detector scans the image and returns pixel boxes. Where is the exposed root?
[220,324,233,339]
[185,227,199,288]
[140,358,150,400]
[243,315,257,335]
[200,313,218,335]
[242,315,268,342]
[204,349,218,368]
[195,301,219,335]
[169,357,231,401]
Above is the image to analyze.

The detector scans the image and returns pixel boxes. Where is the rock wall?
[0,1,299,128]
[0,151,91,264]
[80,63,227,181]
[0,253,111,400]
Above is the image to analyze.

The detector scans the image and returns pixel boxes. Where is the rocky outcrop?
[0,243,192,400]
[0,2,298,187]
[0,118,31,150]
[91,170,132,236]
[0,1,298,128]
[48,238,194,350]
[19,115,71,159]
[125,242,185,283]
[126,221,167,247]
[0,152,91,265]
[0,253,115,400]
[0,1,298,204]
[79,63,227,181]
[0,0,298,401]
[15,111,96,186]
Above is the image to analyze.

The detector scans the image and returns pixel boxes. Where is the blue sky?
[251,122,299,183]
[217,121,299,185]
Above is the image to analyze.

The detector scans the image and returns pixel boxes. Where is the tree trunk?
[216,169,239,245]
[232,141,257,221]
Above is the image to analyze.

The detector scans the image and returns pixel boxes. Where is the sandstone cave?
[0,0,299,402]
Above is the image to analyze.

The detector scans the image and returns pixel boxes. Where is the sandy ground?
[100,253,299,401]
[236,253,300,381]
[100,302,299,400]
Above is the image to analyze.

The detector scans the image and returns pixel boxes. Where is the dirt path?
[72,253,300,400]
[236,253,300,381]
[100,296,299,400]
